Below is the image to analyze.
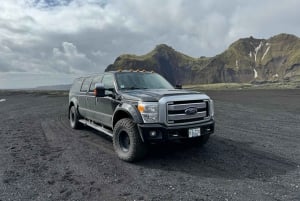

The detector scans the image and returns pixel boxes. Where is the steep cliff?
[105,33,300,85]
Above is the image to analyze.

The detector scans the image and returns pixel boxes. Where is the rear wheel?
[69,106,82,129]
[113,118,147,162]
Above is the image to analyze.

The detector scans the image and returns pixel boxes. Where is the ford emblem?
[185,107,197,115]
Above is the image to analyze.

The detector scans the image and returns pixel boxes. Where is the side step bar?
[79,119,113,137]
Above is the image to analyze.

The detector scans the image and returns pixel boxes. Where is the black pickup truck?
[69,71,214,161]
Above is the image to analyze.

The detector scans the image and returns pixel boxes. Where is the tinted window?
[80,77,93,92]
[102,74,115,96]
[70,78,84,92]
[89,75,103,92]
[102,74,115,89]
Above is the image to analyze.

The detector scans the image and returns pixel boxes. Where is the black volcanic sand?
[0,90,299,201]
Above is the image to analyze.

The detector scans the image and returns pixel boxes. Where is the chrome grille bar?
[167,100,209,124]
[167,102,206,111]
[168,111,207,121]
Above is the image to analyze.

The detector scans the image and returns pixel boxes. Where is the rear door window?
[80,77,93,92]
[70,78,84,92]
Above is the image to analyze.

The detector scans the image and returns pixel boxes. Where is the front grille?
[167,100,209,124]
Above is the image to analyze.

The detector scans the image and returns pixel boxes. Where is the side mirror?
[175,84,182,89]
[94,83,105,97]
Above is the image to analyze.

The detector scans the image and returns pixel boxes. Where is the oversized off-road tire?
[69,106,82,129]
[113,118,147,162]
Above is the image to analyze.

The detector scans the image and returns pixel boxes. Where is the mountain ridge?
[105,33,300,85]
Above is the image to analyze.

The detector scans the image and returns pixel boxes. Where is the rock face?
[105,33,300,85]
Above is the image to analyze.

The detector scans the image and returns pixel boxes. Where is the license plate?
[188,128,201,138]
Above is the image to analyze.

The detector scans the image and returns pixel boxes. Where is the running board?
[79,119,113,137]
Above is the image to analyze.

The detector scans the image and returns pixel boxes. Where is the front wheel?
[113,118,147,162]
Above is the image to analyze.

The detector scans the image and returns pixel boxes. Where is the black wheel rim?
[119,130,130,152]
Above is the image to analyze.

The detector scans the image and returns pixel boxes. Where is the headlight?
[209,99,214,117]
[138,102,159,123]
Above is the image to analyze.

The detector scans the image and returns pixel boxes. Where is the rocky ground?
[0,89,299,201]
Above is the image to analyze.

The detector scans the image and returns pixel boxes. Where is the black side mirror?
[94,83,105,97]
[175,84,182,89]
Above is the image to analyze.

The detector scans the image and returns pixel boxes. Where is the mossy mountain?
[105,33,300,85]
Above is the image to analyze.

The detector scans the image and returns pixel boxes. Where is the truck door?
[86,75,103,121]
[78,77,93,118]
[94,73,118,128]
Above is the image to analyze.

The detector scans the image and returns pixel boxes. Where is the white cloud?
[51,42,96,74]
[1,0,300,88]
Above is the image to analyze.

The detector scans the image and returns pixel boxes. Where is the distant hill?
[105,33,300,85]
[34,84,71,91]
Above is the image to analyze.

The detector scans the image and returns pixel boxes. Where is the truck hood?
[120,89,204,102]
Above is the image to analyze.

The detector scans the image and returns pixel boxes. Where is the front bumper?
[137,120,215,143]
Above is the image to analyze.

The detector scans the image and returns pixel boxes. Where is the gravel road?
[0,90,299,201]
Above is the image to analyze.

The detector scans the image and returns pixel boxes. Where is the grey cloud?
[50,42,97,73]
[1,0,300,88]
[0,60,23,72]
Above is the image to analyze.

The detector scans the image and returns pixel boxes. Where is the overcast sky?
[1,0,300,88]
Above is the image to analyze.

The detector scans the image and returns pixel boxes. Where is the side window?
[102,74,115,96]
[89,75,103,92]
[102,74,114,89]
[80,77,93,92]
[70,78,83,92]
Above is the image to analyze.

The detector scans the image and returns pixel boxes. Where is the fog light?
[149,131,157,137]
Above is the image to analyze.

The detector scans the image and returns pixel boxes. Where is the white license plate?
[188,128,201,138]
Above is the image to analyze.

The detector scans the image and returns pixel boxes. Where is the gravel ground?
[0,90,299,201]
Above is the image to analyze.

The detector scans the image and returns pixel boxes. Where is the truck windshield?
[115,72,174,90]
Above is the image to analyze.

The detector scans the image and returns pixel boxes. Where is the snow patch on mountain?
[236,60,239,69]
[254,69,258,78]
[262,45,270,61]
[254,41,263,62]
[273,73,279,79]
